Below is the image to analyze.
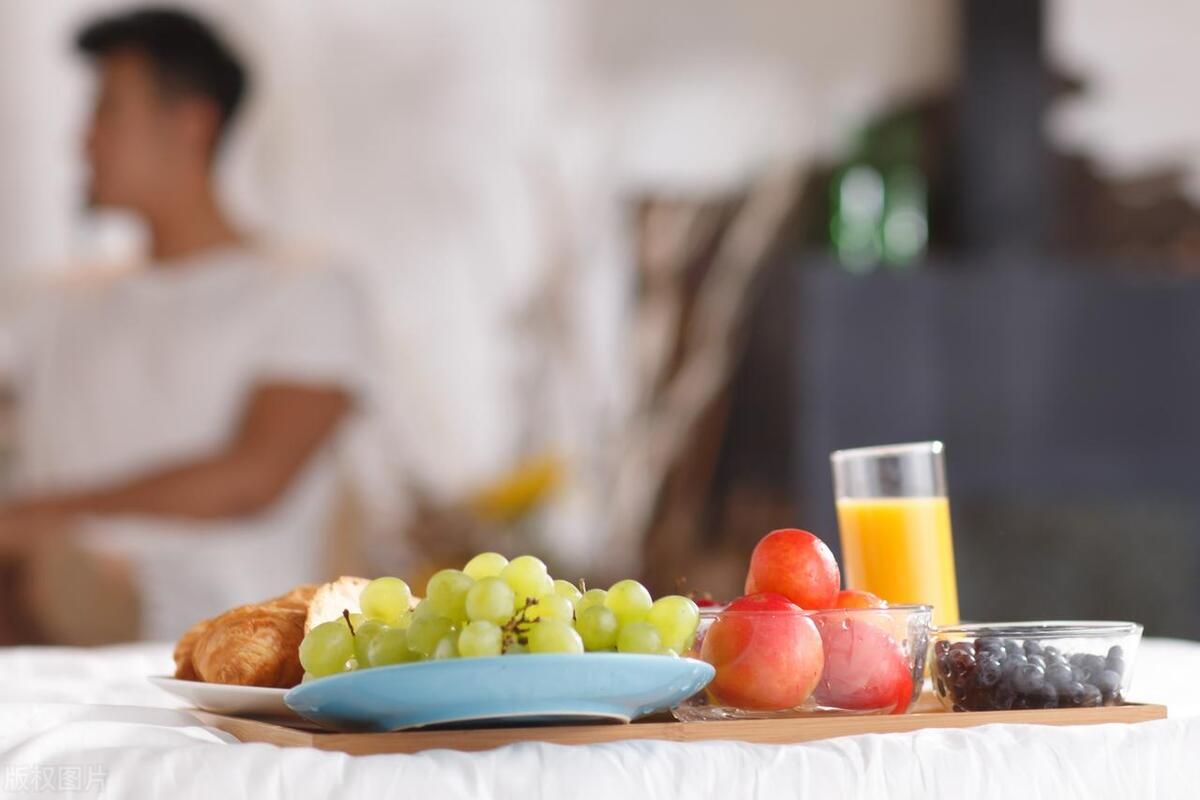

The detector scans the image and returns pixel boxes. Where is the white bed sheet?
[2,638,1199,799]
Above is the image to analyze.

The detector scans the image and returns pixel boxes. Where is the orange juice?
[836,497,959,626]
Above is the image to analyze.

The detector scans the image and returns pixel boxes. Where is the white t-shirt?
[4,247,371,640]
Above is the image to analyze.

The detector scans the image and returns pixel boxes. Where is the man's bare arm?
[7,382,351,522]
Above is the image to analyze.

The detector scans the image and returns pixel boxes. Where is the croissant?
[171,616,212,682]
[174,585,316,688]
[191,602,308,688]
[173,578,371,688]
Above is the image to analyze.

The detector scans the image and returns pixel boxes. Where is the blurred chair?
[606,166,806,591]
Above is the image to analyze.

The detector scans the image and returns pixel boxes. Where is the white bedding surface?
[2,638,1199,799]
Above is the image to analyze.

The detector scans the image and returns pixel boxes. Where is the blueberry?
[1107,645,1124,662]
[976,637,1003,654]
[1038,684,1059,709]
[1070,665,1088,683]
[1080,684,1103,708]
[992,683,1016,710]
[1003,639,1021,657]
[950,641,974,656]
[1045,663,1073,691]
[1013,663,1046,694]
[1043,645,1060,660]
[976,657,1003,688]
[1069,653,1086,666]
[1062,681,1086,707]
[1106,656,1126,677]
[948,648,975,674]
[1023,640,1044,658]
[1082,654,1106,676]
[959,692,984,712]
[1028,654,1046,670]
[1094,669,1121,700]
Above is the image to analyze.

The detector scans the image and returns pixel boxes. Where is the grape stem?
[342,609,356,637]
[500,598,537,653]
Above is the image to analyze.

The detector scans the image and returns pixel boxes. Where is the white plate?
[148,676,296,719]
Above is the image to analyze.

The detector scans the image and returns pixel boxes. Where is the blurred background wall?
[2,1,1199,636]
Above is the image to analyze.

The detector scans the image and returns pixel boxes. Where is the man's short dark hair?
[76,7,248,137]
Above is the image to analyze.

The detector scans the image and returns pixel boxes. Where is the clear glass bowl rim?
[933,620,1143,638]
[830,440,943,461]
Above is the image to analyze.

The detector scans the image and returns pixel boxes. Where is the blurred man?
[0,8,370,643]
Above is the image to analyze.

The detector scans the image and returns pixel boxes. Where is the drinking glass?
[831,441,959,626]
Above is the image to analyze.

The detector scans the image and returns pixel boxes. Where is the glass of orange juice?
[830,441,959,626]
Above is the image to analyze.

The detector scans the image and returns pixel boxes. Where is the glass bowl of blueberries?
[931,621,1142,712]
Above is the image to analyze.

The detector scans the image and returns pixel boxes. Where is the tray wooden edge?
[190,703,1168,756]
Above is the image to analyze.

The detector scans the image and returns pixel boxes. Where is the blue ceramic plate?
[284,654,715,731]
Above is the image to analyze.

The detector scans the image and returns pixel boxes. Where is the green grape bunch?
[296,553,702,680]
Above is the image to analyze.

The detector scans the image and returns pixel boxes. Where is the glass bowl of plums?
[672,598,933,720]
[931,621,1143,712]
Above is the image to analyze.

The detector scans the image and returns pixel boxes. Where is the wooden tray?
[191,695,1166,756]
